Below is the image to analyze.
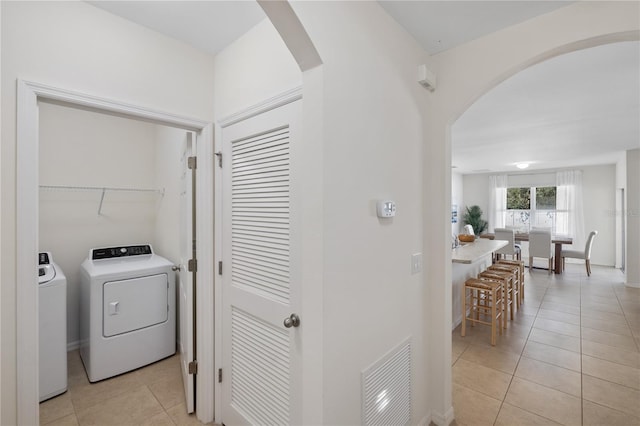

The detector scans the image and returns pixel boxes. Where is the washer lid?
[39,264,55,284]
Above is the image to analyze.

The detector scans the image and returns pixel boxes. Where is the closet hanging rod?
[39,184,165,195]
[39,185,165,215]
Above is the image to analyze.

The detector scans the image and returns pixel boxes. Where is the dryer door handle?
[108,301,120,315]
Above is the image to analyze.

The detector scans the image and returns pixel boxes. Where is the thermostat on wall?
[377,200,396,218]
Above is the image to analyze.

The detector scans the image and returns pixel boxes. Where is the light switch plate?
[411,253,422,274]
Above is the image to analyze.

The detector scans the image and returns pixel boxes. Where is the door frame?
[16,80,215,425]
[213,86,302,423]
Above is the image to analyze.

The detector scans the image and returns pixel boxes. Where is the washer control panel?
[38,252,55,283]
[92,245,153,260]
[39,252,50,265]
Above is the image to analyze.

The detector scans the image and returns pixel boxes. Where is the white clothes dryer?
[39,252,68,401]
[80,244,175,382]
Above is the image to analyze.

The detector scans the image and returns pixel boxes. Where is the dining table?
[480,232,573,274]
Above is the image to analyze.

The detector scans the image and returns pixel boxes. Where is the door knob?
[172,265,181,272]
[283,313,300,328]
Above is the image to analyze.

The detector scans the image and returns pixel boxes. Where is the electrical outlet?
[411,253,422,274]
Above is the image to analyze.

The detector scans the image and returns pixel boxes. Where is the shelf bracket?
[98,188,107,215]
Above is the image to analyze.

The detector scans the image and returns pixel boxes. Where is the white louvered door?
[221,99,302,426]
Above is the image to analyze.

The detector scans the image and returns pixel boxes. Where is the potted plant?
[462,205,488,236]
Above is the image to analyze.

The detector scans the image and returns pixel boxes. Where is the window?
[506,186,558,232]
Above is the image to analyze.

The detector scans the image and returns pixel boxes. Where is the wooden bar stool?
[489,263,521,310]
[479,269,515,322]
[461,278,504,345]
[497,259,525,303]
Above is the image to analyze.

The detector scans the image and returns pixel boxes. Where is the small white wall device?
[418,64,437,92]
[377,200,396,218]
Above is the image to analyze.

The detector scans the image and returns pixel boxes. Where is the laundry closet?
[38,101,186,397]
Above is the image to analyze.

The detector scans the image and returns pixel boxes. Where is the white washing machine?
[80,244,175,382]
[38,252,68,402]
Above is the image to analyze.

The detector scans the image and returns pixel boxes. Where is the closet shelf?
[39,185,165,215]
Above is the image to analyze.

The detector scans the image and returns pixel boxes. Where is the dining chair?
[528,229,553,274]
[561,230,598,276]
[494,228,521,260]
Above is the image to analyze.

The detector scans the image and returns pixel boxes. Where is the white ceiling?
[88,1,266,56]
[378,1,573,54]
[452,41,640,174]
[86,1,639,174]
[88,1,574,56]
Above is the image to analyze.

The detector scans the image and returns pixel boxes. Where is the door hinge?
[188,360,198,375]
[187,156,197,170]
[215,151,223,167]
[218,368,223,383]
[218,261,223,275]
[188,258,198,272]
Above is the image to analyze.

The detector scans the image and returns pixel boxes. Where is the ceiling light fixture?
[515,162,530,170]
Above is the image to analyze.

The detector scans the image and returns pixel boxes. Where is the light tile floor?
[40,350,210,426]
[452,263,640,426]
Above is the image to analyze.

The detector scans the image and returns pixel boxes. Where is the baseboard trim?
[417,412,432,426]
[624,281,640,288]
[430,406,455,426]
[452,315,462,330]
[67,340,80,352]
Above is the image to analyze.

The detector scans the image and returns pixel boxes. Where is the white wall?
[213,18,302,119]
[626,149,640,286]
[451,171,463,236]
[39,102,160,347]
[290,2,431,424]
[0,3,3,421]
[1,2,214,423]
[582,165,617,266]
[461,165,617,266]
[153,126,185,266]
[615,152,626,269]
[461,174,489,229]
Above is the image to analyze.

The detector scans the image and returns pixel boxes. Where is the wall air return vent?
[361,337,411,426]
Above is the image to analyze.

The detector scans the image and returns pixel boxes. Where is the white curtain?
[556,170,585,247]
[488,175,508,232]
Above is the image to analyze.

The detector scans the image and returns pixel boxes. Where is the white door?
[179,133,196,413]
[221,100,302,425]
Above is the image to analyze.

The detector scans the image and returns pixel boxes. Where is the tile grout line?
[579,273,584,426]
[491,271,549,426]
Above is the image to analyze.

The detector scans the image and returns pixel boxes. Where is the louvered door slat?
[232,241,289,258]
[233,170,289,188]
[232,258,289,280]
[231,274,289,301]
[233,144,289,162]
[232,218,290,228]
[233,128,288,152]
[232,249,290,267]
[232,161,289,176]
